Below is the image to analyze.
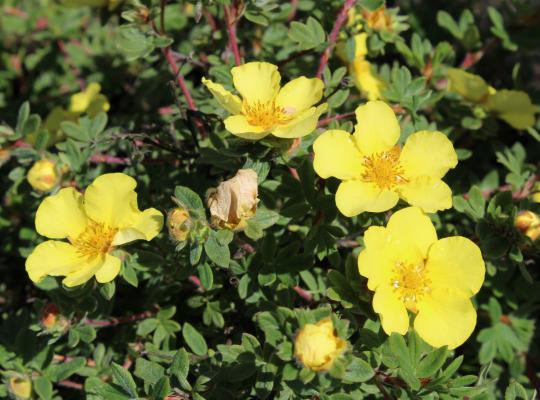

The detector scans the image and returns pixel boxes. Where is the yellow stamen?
[71,220,117,259]
[242,100,293,130]
[391,261,431,312]
[361,145,407,190]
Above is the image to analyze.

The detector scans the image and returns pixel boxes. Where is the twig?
[287,0,299,21]
[57,380,83,390]
[224,4,242,66]
[316,0,357,78]
[317,111,355,127]
[159,0,166,34]
[293,286,313,302]
[84,311,153,327]
[89,154,130,164]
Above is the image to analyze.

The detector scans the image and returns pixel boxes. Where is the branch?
[316,0,357,78]
[224,4,242,66]
[84,311,153,327]
[317,111,355,127]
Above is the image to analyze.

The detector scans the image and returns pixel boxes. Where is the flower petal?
[426,237,485,296]
[224,115,269,140]
[313,129,364,180]
[447,68,489,102]
[26,240,84,283]
[485,89,536,130]
[201,77,242,114]
[62,257,104,287]
[353,100,400,155]
[357,226,393,290]
[95,254,122,283]
[276,77,325,114]
[35,187,87,239]
[386,207,437,262]
[336,180,398,217]
[352,58,384,101]
[231,62,281,103]
[414,288,477,349]
[271,103,328,139]
[112,208,164,245]
[398,177,453,213]
[400,131,458,179]
[373,284,409,336]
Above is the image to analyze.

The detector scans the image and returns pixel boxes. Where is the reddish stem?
[293,286,313,302]
[224,5,241,66]
[84,311,153,327]
[57,380,83,390]
[89,154,130,164]
[317,111,356,127]
[287,0,299,22]
[316,0,357,78]
[163,47,197,111]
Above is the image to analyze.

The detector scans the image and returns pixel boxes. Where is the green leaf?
[151,376,171,399]
[288,17,326,50]
[100,281,116,300]
[174,185,205,212]
[342,358,375,383]
[34,376,53,400]
[46,357,86,381]
[170,348,190,380]
[134,358,165,385]
[417,347,448,378]
[197,263,213,289]
[182,322,208,356]
[111,362,138,398]
[504,380,529,400]
[16,101,30,134]
[204,231,230,267]
[117,25,155,61]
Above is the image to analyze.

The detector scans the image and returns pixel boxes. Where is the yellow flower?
[25,173,163,287]
[207,169,258,231]
[202,62,328,140]
[69,82,111,116]
[167,207,191,242]
[351,58,384,100]
[447,68,490,102]
[532,183,540,203]
[8,376,32,399]
[363,6,393,31]
[515,210,540,241]
[27,159,59,192]
[358,207,485,349]
[313,101,458,216]
[294,318,347,371]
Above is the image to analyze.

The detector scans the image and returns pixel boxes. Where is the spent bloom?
[294,318,347,372]
[207,169,258,231]
[202,61,328,140]
[447,68,536,130]
[8,376,32,399]
[26,173,163,287]
[358,207,485,349]
[167,207,192,242]
[27,159,59,192]
[313,101,458,216]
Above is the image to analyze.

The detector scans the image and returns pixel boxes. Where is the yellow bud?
[207,169,259,231]
[0,148,11,167]
[294,318,347,372]
[9,376,32,399]
[27,160,59,192]
[515,210,540,241]
[531,183,540,203]
[363,6,393,31]
[168,207,191,242]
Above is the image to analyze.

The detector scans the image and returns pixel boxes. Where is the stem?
[293,286,313,302]
[287,0,299,21]
[84,311,153,327]
[159,0,166,34]
[224,4,241,66]
[317,111,355,127]
[316,0,357,78]
[57,380,83,390]
[163,46,197,111]
[89,154,130,164]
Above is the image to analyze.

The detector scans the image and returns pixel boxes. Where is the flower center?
[361,145,407,190]
[242,100,294,130]
[391,261,431,312]
[71,220,117,259]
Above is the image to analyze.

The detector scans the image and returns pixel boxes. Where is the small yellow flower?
[358,207,485,349]
[25,173,163,287]
[207,169,258,231]
[447,68,490,102]
[202,62,328,140]
[167,207,192,242]
[8,376,32,399]
[532,182,540,203]
[351,57,384,100]
[313,101,458,216]
[363,6,393,31]
[294,318,347,372]
[27,159,59,192]
[69,82,111,116]
[515,210,540,241]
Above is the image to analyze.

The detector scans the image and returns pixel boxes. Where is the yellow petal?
[271,103,328,139]
[231,62,281,103]
[398,177,453,213]
[353,100,400,155]
[201,77,242,114]
[224,115,269,140]
[26,240,84,283]
[69,82,102,113]
[35,187,88,239]
[485,89,536,130]
[400,131,458,179]
[336,180,398,216]
[357,226,393,290]
[352,59,383,101]
[313,129,364,180]
[63,257,104,287]
[353,33,368,58]
[447,68,489,102]
[83,173,140,228]
[95,254,122,283]
[276,77,325,114]
[426,237,485,296]
[414,288,477,349]
[113,208,164,245]
[386,207,437,262]
[86,94,110,117]
[373,284,409,335]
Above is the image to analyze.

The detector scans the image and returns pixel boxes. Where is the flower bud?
[41,303,59,329]
[515,210,540,241]
[294,318,347,372]
[27,159,59,192]
[8,376,32,399]
[168,207,192,242]
[207,169,258,231]
[363,6,393,31]
[0,148,11,167]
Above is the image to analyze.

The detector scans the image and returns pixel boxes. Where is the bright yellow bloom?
[27,159,59,192]
[447,68,536,130]
[8,376,32,399]
[358,207,485,349]
[294,318,347,371]
[313,101,457,216]
[515,210,540,241]
[202,62,328,140]
[69,82,110,116]
[25,173,163,287]
[352,57,384,100]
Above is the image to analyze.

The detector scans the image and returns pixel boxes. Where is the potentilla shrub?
[0,1,539,399]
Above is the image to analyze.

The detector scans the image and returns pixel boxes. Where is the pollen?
[361,145,407,190]
[242,100,293,131]
[391,261,431,312]
[71,220,117,259]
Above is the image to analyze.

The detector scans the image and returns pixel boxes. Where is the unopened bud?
[515,210,540,241]
[168,207,192,242]
[8,376,32,399]
[0,148,11,167]
[27,159,59,192]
